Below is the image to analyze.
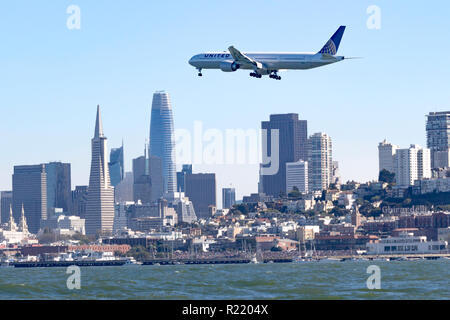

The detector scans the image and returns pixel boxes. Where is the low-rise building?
[413,177,450,194]
[366,232,448,255]
[314,234,379,251]
[275,239,298,251]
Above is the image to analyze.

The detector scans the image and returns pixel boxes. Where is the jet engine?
[219,61,240,72]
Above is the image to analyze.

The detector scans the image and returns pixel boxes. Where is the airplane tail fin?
[318,26,346,55]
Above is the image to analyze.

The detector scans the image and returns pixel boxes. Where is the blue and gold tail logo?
[318,26,346,56]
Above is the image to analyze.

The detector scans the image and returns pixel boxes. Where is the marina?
[3,251,450,268]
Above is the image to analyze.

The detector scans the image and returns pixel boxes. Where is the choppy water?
[0,260,449,300]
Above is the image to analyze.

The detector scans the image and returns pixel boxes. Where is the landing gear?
[250,72,262,79]
[269,71,281,80]
[197,69,203,77]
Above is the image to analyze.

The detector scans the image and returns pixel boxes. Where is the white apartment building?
[308,133,333,191]
[286,160,309,194]
[378,140,399,173]
[394,145,431,187]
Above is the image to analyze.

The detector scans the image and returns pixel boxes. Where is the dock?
[13,260,127,268]
[323,253,450,261]
[142,258,293,265]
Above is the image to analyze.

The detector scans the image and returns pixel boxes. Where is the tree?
[232,204,249,215]
[330,207,350,217]
[288,186,301,199]
[71,233,91,245]
[127,246,152,261]
[379,169,396,184]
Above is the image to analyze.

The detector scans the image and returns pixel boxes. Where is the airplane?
[189,26,349,80]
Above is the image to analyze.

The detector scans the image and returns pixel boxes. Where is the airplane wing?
[228,46,263,69]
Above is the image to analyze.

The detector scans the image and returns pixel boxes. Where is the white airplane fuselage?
[188,26,348,79]
[189,52,345,75]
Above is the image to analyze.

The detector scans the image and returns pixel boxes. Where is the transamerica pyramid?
[85,105,115,236]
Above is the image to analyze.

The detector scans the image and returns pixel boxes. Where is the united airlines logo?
[204,54,231,58]
[319,40,337,55]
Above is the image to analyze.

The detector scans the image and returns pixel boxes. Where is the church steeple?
[19,204,29,234]
[8,205,17,232]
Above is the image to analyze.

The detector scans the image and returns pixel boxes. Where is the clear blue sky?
[1,1,449,203]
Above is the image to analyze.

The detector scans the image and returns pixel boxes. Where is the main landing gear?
[250,71,282,80]
[269,72,281,80]
[250,72,262,78]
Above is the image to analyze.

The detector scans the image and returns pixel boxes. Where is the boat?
[250,254,260,264]
[123,257,141,265]
[405,257,422,261]
[0,258,15,267]
[293,257,317,263]
[293,240,318,263]
[319,257,343,263]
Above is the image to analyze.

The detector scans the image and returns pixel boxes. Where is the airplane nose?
[189,57,195,66]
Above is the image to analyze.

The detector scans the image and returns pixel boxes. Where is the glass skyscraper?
[426,111,450,169]
[222,188,236,209]
[261,114,308,197]
[12,165,47,234]
[177,164,193,193]
[109,144,124,187]
[45,162,71,217]
[149,91,177,194]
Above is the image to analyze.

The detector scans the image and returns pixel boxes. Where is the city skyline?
[1,2,450,202]
[0,106,447,202]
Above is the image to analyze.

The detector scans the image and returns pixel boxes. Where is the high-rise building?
[0,191,12,225]
[45,162,71,217]
[394,145,432,187]
[426,111,450,169]
[164,192,197,224]
[378,140,399,173]
[114,172,134,203]
[261,114,308,197]
[222,188,236,209]
[149,156,164,202]
[185,173,216,219]
[109,143,124,187]
[149,91,177,194]
[12,165,47,234]
[71,186,88,218]
[176,164,193,193]
[286,160,309,194]
[85,106,115,236]
[308,133,333,191]
[133,155,152,204]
